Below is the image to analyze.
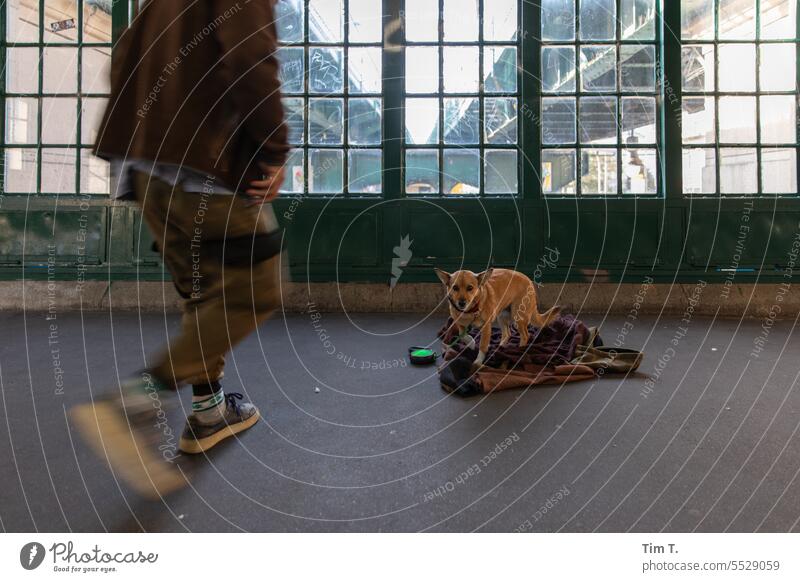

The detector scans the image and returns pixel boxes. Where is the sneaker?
[69,377,187,499]
[179,393,260,454]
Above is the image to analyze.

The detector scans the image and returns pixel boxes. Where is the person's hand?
[245,164,285,205]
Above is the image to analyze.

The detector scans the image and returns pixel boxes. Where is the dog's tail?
[530,305,561,329]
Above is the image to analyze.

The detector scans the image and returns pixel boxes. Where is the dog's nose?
[458,299,467,307]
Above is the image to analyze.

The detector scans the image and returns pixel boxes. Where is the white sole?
[179,410,261,454]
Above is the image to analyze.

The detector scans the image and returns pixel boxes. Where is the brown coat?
[93,0,289,192]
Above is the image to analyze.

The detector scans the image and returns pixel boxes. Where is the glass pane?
[542,97,577,145]
[581,149,618,194]
[81,47,111,94]
[620,0,655,40]
[621,97,656,145]
[308,98,344,145]
[83,0,111,42]
[405,0,439,42]
[443,149,480,194]
[761,0,797,39]
[44,0,78,43]
[41,148,77,193]
[348,149,382,193]
[542,47,576,93]
[282,98,305,144]
[80,97,106,146]
[406,150,440,194]
[444,47,479,93]
[682,97,716,144]
[4,148,38,193]
[580,45,617,92]
[719,0,755,39]
[761,148,797,194]
[485,98,518,144]
[405,98,440,144]
[579,96,618,145]
[42,98,77,145]
[485,150,518,193]
[681,0,714,40]
[43,46,78,93]
[760,44,796,91]
[349,47,382,94]
[681,45,715,92]
[349,98,382,145]
[280,149,305,193]
[443,0,479,42]
[6,0,39,43]
[542,149,577,194]
[720,148,757,194]
[484,0,518,41]
[484,47,518,93]
[308,149,344,193]
[277,47,305,94]
[309,0,343,43]
[718,44,756,92]
[622,149,657,194]
[682,148,717,194]
[579,0,616,41]
[620,45,655,91]
[542,0,576,41]
[5,97,38,144]
[6,47,39,94]
[275,0,305,43]
[348,0,382,43]
[406,47,439,93]
[719,96,757,143]
[760,96,796,144]
[443,98,480,145]
[80,150,109,194]
[309,47,344,94]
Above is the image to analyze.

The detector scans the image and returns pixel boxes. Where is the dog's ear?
[434,268,451,287]
[476,268,494,286]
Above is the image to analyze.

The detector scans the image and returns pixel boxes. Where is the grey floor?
[1,308,799,532]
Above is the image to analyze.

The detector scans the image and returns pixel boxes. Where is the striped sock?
[192,386,225,426]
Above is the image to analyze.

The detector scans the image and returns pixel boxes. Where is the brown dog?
[435,268,560,367]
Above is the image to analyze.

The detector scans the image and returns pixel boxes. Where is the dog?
[435,267,560,368]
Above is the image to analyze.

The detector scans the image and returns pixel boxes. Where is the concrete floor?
[1,309,799,532]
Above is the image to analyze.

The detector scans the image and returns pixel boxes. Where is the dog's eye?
[466,285,474,292]
[452,285,459,292]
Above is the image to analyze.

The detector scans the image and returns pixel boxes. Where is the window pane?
[579,0,616,41]
[309,0,343,43]
[542,47,576,93]
[5,47,39,94]
[485,150,518,194]
[283,98,306,144]
[761,148,797,193]
[348,98,382,145]
[579,96,618,145]
[277,47,305,94]
[620,45,655,91]
[348,149,382,193]
[682,148,717,194]
[761,0,797,39]
[444,47,479,93]
[542,149,577,194]
[443,0,479,42]
[581,149,618,194]
[542,0,576,41]
[44,0,78,43]
[80,97,106,146]
[719,96,757,144]
[308,98,344,145]
[43,46,78,93]
[622,149,657,194]
[5,97,38,144]
[405,0,439,42]
[275,0,305,43]
[348,0,382,43]
[309,47,344,94]
[42,98,77,145]
[760,44,796,91]
[682,45,715,92]
[580,46,617,92]
[542,97,577,145]
[405,98,440,144]
[6,0,39,43]
[620,0,655,40]
[484,47,517,93]
[280,149,305,193]
[760,96,796,144]
[3,148,38,193]
[720,148,758,194]
[406,150,440,194]
[681,0,714,40]
[485,98,518,144]
[682,97,716,144]
[406,47,439,93]
[718,44,756,92]
[719,0,755,39]
[443,98,480,145]
[309,149,344,193]
[81,47,111,94]
[41,148,77,193]
[621,97,656,145]
[443,149,480,194]
[349,47,382,94]
[484,0,518,41]
[80,150,109,194]
[83,0,111,42]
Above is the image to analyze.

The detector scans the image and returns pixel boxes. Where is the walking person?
[70,0,288,498]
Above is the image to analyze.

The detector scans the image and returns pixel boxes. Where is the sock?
[192,381,225,425]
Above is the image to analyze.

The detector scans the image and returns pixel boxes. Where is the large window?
[681,0,798,195]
